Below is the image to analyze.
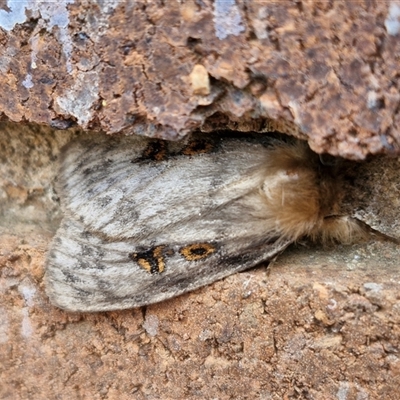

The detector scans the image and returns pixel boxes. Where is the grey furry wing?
[45,216,290,312]
[46,133,291,311]
[56,134,274,241]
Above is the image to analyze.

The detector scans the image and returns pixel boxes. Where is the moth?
[45,131,383,312]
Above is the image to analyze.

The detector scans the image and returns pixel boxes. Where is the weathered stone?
[2,0,400,397]
[0,1,400,158]
[1,121,400,399]
[189,64,210,96]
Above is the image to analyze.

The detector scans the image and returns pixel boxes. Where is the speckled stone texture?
[2,1,400,398]
[1,1,400,158]
[1,122,400,399]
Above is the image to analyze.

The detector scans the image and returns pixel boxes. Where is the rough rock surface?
[2,1,400,398]
[1,122,400,399]
[1,1,400,158]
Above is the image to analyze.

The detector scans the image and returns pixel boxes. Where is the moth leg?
[314,215,399,245]
[349,218,400,244]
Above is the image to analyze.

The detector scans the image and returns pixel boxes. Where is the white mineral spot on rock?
[385,2,400,35]
[336,381,349,400]
[18,282,37,338]
[363,282,383,292]
[33,1,74,74]
[327,299,337,310]
[22,74,34,89]
[367,90,377,109]
[56,71,99,126]
[0,308,9,343]
[213,0,245,40]
[21,307,33,338]
[1,0,75,86]
[143,314,159,337]
[198,329,213,341]
[18,281,37,307]
[0,0,29,31]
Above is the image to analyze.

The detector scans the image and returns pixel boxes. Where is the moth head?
[260,141,324,240]
[260,139,369,245]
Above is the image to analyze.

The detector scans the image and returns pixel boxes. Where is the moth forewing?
[46,216,293,312]
[45,132,380,312]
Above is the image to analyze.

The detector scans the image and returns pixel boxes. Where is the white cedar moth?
[45,132,397,312]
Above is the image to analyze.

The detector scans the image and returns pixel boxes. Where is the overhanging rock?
[1,1,400,158]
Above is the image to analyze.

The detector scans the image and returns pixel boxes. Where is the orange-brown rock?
[2,1,400,397]
[1,122,400,399]
[1,1,400,158]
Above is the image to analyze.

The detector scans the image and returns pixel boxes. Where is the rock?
[1,121,400,399]
[2,1,400,397]
[0,2,399,158]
